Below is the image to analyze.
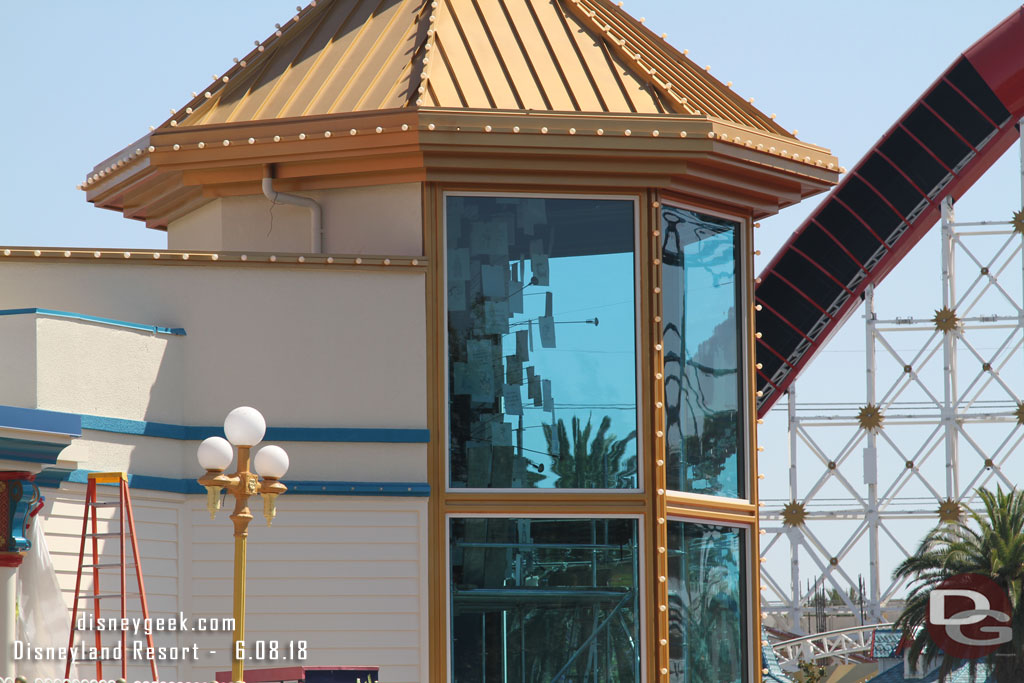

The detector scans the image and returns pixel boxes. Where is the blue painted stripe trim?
[0,308,186,336]
[0,404,82,437]
[35,469,430,497]
[80,415,429,443]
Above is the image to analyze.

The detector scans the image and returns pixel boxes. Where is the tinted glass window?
[668,521,748,682]
[662,206,743,498]
[447,196,638,489]
[450,517,641,682]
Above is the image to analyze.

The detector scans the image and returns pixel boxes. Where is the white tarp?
[16,514,78,680]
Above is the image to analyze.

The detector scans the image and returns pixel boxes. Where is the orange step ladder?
[65,472,159,681]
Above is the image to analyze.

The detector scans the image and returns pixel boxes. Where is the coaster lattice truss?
[759,136,1024,631]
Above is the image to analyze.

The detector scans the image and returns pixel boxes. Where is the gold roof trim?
[81,107,838,229]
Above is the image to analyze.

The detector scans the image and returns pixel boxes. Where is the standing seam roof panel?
[333,0,424,112]
[564,15,630,112]
[575,0,780,129]
[434,0,495,108]
[156,0,800,133]
[427,37,470,107]
[473,0,550,110]
[292,0,381,116]
[531,0,605,111]
[365,3,432,109]
[248,3,348,121]
[311,0,403,113]
[257,0,357,120]
[212,2,346,123]
[501,0,577,111]
[454,0,523,109]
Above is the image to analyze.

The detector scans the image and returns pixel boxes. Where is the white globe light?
[197,436,233,471]
[223,406,266,446]
[254,445,289,479]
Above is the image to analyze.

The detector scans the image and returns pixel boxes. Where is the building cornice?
[81,108,840,229]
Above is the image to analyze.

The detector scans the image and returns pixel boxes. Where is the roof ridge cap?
[412,0,444,107]
[570,0,794,137]
[563,0,694,114]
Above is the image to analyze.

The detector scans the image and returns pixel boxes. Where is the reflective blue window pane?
[661,206,744,498]
[450,517,641,682]
[446,196,638,489]
[667,521,748,683]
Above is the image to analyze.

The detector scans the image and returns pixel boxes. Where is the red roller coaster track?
[755,6,1024,417]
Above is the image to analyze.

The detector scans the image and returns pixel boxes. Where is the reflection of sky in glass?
[447,196,637,489]
[667,521,747,683]
[663,206,743,498]
[505,253,637,487]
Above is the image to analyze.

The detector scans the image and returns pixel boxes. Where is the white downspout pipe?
[261,165,323,253]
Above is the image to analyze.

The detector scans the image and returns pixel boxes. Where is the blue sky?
[5,0,1023,610]
[3,2,1019,251]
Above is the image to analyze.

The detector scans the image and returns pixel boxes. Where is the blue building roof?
[872,629,904,659]
[761,630,796,683]
[866,660,993,682]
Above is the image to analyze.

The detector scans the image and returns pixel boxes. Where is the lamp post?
[197,407,289,683]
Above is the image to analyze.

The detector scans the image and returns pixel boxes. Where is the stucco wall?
[36,317,183,423]
[0,261,426,427]
[0,261,427,481]
[0,315,37,408]
[167,183,423,257]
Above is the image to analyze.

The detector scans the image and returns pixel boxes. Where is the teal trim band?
[35,469,430,497]
[80,415,430,444]
[0,308,186,336]
[0,436,72,464]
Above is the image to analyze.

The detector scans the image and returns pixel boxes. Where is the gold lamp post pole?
[197,407,289,683]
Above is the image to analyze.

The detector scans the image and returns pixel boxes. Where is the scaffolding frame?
[758,119,1024,632]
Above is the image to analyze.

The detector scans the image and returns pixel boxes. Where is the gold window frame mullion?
[426,181,448,683]
[647,190,670,683]
[747,216,764,680]
[652,197,764,681]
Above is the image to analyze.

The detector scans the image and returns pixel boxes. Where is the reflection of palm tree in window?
[543,415,637,489]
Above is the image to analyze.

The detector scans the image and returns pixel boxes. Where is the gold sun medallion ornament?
[1015,402,1024,426]
[938,499,963,524]
[857,403,884,432]
[932,306,960,333]
[782,501,807,527]
[1012,209,1024,235]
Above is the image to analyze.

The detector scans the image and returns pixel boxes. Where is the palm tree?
[542,415,637,488]
[893,487,1024,682]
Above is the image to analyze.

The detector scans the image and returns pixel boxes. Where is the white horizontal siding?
[187,496,428,683]
[38,488,428,683]
[41,483,186,682]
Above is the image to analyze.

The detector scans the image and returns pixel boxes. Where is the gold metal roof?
[166,0,789,136]
[81,0,839,229]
